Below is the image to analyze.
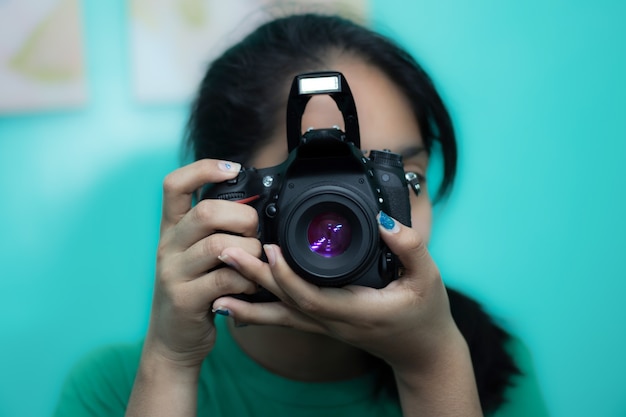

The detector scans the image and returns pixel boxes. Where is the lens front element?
[279,187,379,286]
[307,212,352,258]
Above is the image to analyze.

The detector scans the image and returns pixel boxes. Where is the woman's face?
[251,56,433,242]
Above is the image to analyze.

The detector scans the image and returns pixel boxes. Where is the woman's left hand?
[213,212,483,416]
[212,212,460,372]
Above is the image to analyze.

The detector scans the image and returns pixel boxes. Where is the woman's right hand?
[143,159,261,370]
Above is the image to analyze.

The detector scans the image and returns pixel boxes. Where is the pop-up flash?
[298,74,341,95]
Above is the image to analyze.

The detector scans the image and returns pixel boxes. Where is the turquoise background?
[1,1,624,416]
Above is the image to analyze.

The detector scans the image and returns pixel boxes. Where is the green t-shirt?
[54,316,548,416]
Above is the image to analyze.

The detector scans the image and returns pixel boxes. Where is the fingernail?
[212,306,231,317]
[263,244,276,266]
[218,161,241,172]
[378,211,400,233]
[218,254,239,269]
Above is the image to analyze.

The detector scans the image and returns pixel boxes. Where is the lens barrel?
[279,186,379,287]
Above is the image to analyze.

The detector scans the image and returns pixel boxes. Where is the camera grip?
[384,187,412,227]
[200,168,268,205]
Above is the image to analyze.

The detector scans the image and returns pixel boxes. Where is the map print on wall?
[129,0,369,104]
[0,0,86,114]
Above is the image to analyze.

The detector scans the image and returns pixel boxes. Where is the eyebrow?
[399,145,427,159]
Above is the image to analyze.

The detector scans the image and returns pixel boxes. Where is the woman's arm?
[126,159,259,417]
[126,350,201,417]
[392,329,482,417]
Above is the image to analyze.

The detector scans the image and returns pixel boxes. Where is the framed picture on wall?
[128,0,369,104]
[0,0,87,114]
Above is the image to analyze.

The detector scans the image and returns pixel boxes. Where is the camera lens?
[278,186,379,286]
[307,212,352,258]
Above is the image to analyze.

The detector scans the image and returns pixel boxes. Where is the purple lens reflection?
[307,212,352,258]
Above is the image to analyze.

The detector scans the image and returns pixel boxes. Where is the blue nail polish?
[378,211,396,230]
[218,161,241,172]
[213,307,231,317]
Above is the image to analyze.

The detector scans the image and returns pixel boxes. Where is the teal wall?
[0,1,624,416]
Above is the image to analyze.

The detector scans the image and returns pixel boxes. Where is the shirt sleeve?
[490,336,550,417]
[53,342,141,417]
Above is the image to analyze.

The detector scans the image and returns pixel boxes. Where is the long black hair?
[184,13,456,202]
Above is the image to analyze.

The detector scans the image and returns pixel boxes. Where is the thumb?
[376,211,433,273]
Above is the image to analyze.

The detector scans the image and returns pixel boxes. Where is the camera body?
[201,71,411,301]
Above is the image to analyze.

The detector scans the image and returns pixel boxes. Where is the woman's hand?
[212,211,482,416]
[145,159,261,367]
[127,160,262,417]
[212,212,450,365]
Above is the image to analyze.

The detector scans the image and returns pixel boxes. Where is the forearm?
[125,350,201,417]
[394,330,483,417]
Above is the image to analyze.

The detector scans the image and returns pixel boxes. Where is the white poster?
[129,0,369,104]
[0,0,87,114]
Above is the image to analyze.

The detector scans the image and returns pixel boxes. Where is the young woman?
[55,13,547,417]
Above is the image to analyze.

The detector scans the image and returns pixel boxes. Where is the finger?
[376,211,439,280]
[182,267,259,312]
[180,235,262,278]
[211,297,326,334]
[221,244,398,324]
[167,199,258,251]
[161,159,241,231]
[216,246,290,301]
[262,244,382,321]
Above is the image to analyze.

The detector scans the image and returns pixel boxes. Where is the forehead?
[252,57,424,168]
[302,58,423,153]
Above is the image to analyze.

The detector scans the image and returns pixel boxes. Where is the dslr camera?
[201,71,416,301]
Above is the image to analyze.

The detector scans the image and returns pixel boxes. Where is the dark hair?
[184,13,457,202]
